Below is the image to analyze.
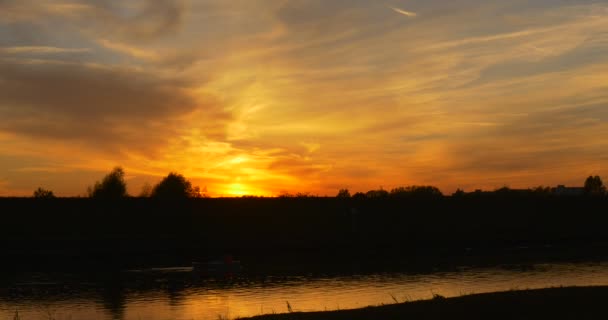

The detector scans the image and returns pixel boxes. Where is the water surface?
[2,262,607,320]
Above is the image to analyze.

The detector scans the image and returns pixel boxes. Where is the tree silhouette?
[151,172,198,200]
[390,186,443,198]
[336,188,351,198]
[366,188,389,198]
[584,175,606,196]
[352,192,366,200]
[33,187,55,199]
[88,167,128,199]
[452,188,465,197]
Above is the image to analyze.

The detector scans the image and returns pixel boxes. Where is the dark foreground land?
[241,286,608,320]
[1,196,607,270]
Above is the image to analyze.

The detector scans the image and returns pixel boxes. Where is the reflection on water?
[1,262,608,320]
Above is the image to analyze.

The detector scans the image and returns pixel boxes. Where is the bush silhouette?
[33,187,55,199]
[151,172,198,199]
[88,167,128,199]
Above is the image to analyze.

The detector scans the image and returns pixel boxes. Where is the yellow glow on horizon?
[227,183,247,196]
[221,182,271,197]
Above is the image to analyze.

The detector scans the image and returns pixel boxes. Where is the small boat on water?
[192,255,242,276]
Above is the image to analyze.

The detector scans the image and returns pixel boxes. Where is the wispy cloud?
[390,6,417,17]
[1,0,608,196]
[0,46,90,55]
[97,39,159,61]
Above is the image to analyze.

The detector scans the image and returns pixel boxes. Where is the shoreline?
[239,286,608,320]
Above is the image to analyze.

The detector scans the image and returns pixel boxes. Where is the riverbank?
[240,286,608,320]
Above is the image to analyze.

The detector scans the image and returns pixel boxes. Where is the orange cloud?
[0,1,607,196]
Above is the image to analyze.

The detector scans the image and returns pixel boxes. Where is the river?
[1,261,607,320]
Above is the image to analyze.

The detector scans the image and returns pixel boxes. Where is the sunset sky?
[1,0,607,197]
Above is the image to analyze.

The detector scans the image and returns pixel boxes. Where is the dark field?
[2,196,607,271]
[239,286,608,320]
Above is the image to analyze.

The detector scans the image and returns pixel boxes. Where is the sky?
[0,0,607,197]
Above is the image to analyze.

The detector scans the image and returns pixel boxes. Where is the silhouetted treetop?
[336,188,351,198]
[33,187,55,199]
[390,186,443,198]
[88,167,128,199]
[584,175,605,196]
[352,192,366,200]
[151,172,200,199]
[366,188,389,198]
[452,188,465,197]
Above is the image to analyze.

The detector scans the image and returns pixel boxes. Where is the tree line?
[33,167,204,199]
[31,167,606,199]
[335,176,606,199]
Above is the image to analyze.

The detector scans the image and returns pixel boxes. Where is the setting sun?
[225,183,249,197]
[221,182,270,197]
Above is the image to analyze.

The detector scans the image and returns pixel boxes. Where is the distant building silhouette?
[553,185,585,196]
